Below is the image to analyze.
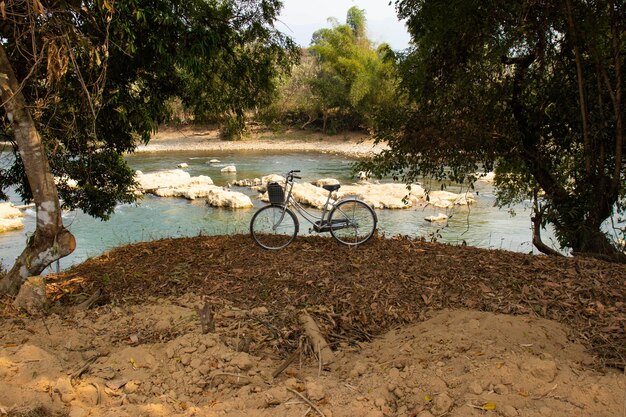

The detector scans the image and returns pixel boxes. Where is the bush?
[219,113,247,141]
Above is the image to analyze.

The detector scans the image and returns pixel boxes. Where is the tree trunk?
[531,191,563,257]
[507,50,624,263]
[0,45,76,296]
[568,223,626,263]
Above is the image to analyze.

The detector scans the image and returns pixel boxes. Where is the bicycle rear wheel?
[329,199,377,246]
[250,205,299,250]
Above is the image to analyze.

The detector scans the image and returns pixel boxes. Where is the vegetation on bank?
[0,1,624,295]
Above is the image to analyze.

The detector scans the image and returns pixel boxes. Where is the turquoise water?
[0,150,547,271]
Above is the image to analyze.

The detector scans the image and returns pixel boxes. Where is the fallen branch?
[73,289,102,311]
[272,347,300,379]
[287,387,327,417]
[299,310,334,366]
[71,352,106,379]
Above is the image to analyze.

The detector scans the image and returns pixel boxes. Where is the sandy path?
[136,126,387,157]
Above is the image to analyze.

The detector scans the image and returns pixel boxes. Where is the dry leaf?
[33,0,45,14]
[482,402,497,411]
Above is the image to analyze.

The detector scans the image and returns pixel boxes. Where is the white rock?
[221,165,237,173]
[425,213,448,223]
[339,183,424,209]
[0,217,25,233]
[233,178,262,187]
[261,174,285,185]
[313,178,340,187]
[175,184,217,200]
[209,159,220,163]
[254,175,476,211]
[0,202,24,220]
[206,189,253,209]
[136,169,196,190]
[177,162,189,168]
[260,182,329,209]
[135,170,215,200]
[0,203,24,233]
[428,190,475,208]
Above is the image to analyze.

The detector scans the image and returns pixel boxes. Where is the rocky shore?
[134,169,476,215]
[0,203,25,233]
[136,127,387,158]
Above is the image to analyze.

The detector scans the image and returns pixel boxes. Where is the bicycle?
[250,170,378,250]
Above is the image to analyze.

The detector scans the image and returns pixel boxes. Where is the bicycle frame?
[251,169,377,249]
[276,176,353,233]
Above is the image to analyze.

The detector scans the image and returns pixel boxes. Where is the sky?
[277,0,411,50]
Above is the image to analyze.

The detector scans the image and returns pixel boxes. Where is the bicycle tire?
[329,199,377,246]
[250,205,299,250]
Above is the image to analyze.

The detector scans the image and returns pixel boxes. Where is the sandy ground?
[1,234,625,417]
[1,301,624,417]
[137,126,387,157]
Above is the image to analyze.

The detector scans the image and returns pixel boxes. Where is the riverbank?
[137,126,387,157]
[1,234,624,417]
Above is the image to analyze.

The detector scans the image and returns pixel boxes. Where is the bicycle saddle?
[323,184,341,192]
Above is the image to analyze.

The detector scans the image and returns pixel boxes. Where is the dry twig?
[287,387,326,417]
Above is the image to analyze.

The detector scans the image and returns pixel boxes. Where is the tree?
[361,0,625,260]
[0,0,297,295]
[306,6,398,132]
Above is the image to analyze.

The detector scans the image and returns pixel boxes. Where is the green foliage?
[362,0,625,257]
[257,50,322,129]
[261,6,399,133]
[0,0,297,219]
[219,113,247,141]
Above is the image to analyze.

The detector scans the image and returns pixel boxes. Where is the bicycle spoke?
[329,200,377,246]
[250,206,298,250]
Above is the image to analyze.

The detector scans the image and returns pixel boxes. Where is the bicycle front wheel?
[250,205,299,250]
[329,199,377,246]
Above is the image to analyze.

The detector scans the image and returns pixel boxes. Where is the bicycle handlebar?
[286,170,302,181]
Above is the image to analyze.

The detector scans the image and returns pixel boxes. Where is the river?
[0,149,548,271]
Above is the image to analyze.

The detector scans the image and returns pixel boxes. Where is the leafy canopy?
[0,0,297,218]
[361,0,625,257]
[261,6,398,133]
[308,6,398,131]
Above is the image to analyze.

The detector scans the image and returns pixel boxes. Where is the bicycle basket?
[267,182,285,205]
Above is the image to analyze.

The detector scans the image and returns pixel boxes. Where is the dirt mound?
[44,235,626,366]
[1,300,624,417]
[1,235,625,416]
